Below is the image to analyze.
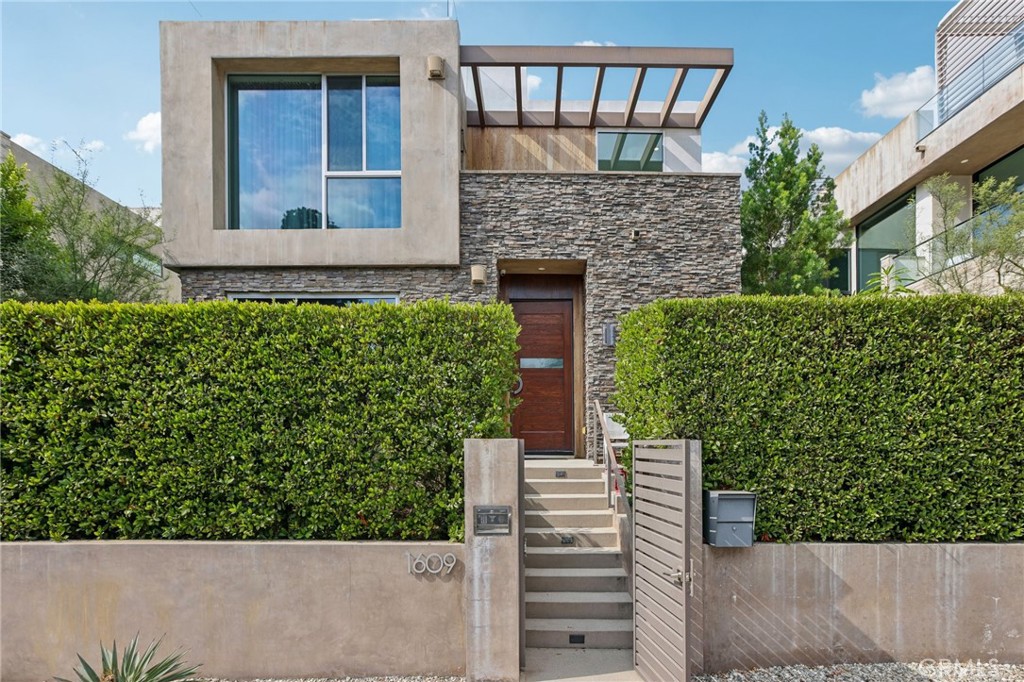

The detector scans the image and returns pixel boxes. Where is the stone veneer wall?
[176,172,741,457]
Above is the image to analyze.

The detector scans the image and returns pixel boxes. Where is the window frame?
[595,129,665,173]
[226,73,401,231]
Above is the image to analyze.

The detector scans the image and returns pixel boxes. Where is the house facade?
[161,19,741,458]
[834,0,1024,294]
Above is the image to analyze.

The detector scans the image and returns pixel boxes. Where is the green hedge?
[1,300,518,541]
[615,295,1024,542]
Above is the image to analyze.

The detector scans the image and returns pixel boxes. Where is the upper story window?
[228,74,401,230]
[598,131,663,172]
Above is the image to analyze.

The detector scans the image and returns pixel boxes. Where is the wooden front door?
[511,298,574,454]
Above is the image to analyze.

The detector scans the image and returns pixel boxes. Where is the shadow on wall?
[701,543,1024,674]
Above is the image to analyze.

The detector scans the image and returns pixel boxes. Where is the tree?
[1,146,164,303]
[0,152,53,300]
[740,111,849,295]
[912,173,1023,294]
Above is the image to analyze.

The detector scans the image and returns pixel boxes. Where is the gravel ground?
[693,662,1024,682]
[202,662,1024,682]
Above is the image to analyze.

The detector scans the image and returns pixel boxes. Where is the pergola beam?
[625,67,647,127]
[471,65,486,127]
[460,45,734,69]
[554,66,564,127]
[661,68,688,127]
[589,66,606,128]
[695,66,730,129]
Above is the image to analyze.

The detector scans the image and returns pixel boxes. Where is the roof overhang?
[459,44,733,129]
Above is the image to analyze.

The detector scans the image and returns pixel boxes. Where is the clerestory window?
[228,74,401,230]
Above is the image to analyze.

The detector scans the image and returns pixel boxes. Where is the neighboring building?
[835,0,1024,294]
[161,20,741,459]
[1,131,180,302]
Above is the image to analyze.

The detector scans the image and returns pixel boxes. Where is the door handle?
[512,376,523,395]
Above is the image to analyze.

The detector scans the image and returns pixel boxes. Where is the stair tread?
[525,460,602,467]
[526,546,622,554]
[525,509,612,516]
[526,618,634,632]
[524,527,617,534]
[526,591,632,603]
[524,493,607,499]
[526,567,627,577]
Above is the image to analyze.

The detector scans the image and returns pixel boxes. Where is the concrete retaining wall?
[701,543,1024,673]
[1,541,466,680]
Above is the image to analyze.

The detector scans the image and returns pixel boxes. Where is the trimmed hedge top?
[615,295,1024,542]
[1,300,519,541]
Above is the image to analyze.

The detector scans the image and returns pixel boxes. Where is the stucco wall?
[160,20,463,268]
[175,172,741,458]
[1,541,466,680]
[701,543,1024,673]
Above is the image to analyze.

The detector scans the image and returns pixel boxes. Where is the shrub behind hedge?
[615,295,1024,542]
[1,300,518,541]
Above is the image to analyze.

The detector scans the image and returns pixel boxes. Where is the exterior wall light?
[428,55,445,80]
[603,323,618,346]
[470,264,486,285]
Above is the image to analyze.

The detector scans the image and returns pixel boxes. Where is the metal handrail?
[917,18,1024,140]
[594,400,632,521]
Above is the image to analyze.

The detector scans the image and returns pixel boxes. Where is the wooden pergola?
[459,45,733,129]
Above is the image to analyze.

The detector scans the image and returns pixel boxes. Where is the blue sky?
[1,0,954,206]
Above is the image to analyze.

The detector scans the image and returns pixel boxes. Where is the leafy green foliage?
[0,147,163,304]
[55,634,199,682]
[741,111,850,295]
[615,295,1024,542]
[1,152,54,300]
[1,300,518,541]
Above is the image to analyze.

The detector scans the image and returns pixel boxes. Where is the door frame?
[499,261,585,459]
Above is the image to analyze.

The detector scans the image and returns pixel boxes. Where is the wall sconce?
[470,264,486,285]
[603,322,618,346]
[428,55,445,80]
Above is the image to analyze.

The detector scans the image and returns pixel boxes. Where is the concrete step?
[526,567,628,593]
[525,479,605,495]
[526,509,615,529]
[525,527,619,549]
[525,618,633,649]
[525,591,633,620]
[523,460,604,480]
[524,493,609,512]
[525,546,624,570]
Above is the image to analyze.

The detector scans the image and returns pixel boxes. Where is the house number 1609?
[407,552,457,575]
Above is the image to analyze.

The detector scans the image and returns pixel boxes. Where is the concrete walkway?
[522,647,643,682]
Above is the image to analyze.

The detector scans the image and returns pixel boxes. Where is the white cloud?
[712,125,882,178]
[859,65,935,119]
[419,3,444,18]
[802,127,882,172]
[11,133,47,155]
[125,112,161,153]
[526,74,542,96]
[574,40,617,47]
[702,151,747,174]
[82,139,106,153]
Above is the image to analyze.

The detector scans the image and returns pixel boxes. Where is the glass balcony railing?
[890,206,1013,285]
[916,19,1024,141]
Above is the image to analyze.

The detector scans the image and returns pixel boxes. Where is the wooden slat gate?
[633,440,698,682]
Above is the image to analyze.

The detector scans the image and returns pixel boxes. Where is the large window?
[228,75,401,230]
[857,192,915,291]
[598,132,663,172]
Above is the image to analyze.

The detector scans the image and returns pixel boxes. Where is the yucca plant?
[56,635,199,682]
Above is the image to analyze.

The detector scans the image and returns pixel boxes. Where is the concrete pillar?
[464,439,523,682]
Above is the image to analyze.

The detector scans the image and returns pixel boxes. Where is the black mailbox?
[703,490,756,547]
